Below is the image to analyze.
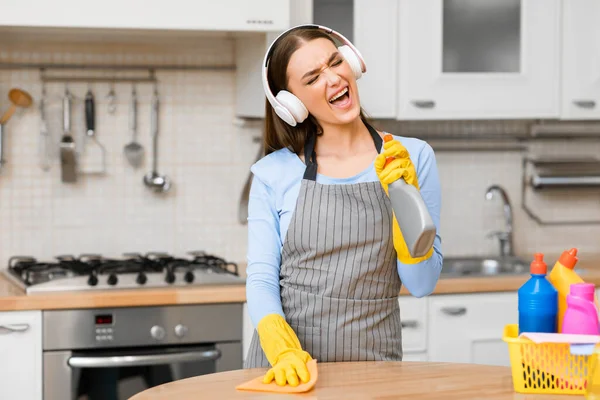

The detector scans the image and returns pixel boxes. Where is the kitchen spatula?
[80,89,106,175]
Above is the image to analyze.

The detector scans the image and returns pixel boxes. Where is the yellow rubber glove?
[375,137,433,264]
[257,313,312,387]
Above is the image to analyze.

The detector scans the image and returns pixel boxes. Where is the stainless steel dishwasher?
[43,303,243,400]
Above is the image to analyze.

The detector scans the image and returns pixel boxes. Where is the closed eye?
[303,53,343,85]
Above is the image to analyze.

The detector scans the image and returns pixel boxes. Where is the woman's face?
[286,37,361,127]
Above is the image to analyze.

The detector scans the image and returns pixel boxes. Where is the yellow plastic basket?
[503,324,596,395]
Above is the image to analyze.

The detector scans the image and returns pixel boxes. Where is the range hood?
[0,0,290,33]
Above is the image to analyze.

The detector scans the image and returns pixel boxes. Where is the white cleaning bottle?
[383,134,436,258]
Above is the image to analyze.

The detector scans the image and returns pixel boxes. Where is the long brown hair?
[263,27,371,156]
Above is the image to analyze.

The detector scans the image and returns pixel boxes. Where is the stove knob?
[166,270,176,284]
[136,272,147,285]
[107,274,118,286]
[174,324,188,338]
[150,325,166,341]
[184,271,194,283]
[88,273,98,286]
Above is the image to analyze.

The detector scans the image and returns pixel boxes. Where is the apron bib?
[245,123,403,368]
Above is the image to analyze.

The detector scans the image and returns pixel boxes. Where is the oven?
[42,303,243,400]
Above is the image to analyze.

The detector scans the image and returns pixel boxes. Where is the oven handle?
[68,348,222,368]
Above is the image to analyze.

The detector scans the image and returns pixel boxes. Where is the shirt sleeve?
[396,142,443,297]
[245,172,286,328]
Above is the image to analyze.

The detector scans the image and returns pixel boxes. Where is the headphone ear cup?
[275,90,308,125]
[338,45,363,80]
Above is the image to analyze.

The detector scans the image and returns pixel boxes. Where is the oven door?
[44,342,241,400]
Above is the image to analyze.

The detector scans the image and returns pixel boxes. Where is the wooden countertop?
[2,254,600,311]
[129,361,580,399]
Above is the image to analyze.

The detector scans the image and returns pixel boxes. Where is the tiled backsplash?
[0,35,261,267]
[1,33,600,271]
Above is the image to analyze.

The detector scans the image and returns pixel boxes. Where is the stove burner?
[6,251,240,289]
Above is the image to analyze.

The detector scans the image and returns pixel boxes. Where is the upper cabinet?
[314,0,398,119]
[0,0,290,32]
[561,0,600,120]
[397,0,561,120]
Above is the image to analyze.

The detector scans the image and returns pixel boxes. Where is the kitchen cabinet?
[0,0,290,32]
[427,292,517,367]
[235,0,397,119]
[242,302,254,364]
[398,0,561,120]
[0,310,42,400]
[315,0,398,118]
[560,0,600,120]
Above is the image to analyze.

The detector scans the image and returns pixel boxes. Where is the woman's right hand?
[263,348,312,386]
[257,313,312,386]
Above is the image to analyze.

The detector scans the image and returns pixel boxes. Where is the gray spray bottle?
[383,134,436,258]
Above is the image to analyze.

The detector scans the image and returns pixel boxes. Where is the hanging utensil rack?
[0,60,235,84]
[0,61,235,72]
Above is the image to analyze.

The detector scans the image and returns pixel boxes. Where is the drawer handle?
[411,100,436,109]
[0,323,30,334]
[401,320,419,329]
[573,100,596,109]
[441,307,467,316]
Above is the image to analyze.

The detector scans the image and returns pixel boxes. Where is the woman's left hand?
[375,137,433,264]
[374,138,420,192]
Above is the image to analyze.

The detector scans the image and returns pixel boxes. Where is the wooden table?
[129,361,583,399]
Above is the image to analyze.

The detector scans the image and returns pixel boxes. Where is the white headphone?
[262,24,367,127]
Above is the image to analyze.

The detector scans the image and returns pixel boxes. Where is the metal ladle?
[143,85,171,193]
[0,88,33,169]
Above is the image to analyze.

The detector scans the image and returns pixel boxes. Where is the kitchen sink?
[440,256,529,278]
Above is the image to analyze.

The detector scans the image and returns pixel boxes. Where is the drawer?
[398,296,428,353]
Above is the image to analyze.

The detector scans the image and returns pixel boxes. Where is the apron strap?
[302,121,383,181]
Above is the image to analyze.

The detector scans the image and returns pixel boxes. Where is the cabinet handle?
[0,323,30,334]
[441,307,467,316]
[401,320,419,329]
[411,100,436,109]
[573,100,596,109]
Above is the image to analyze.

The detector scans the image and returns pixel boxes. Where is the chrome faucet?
[485,185,514,257]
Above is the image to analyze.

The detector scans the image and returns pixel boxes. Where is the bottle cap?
[558,248,578,270]
[570,282,595,298]
[530,253,547,274]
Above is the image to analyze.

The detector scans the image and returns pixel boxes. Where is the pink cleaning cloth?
[520,332,600,344]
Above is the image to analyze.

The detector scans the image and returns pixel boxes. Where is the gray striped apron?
[245,123,403,368]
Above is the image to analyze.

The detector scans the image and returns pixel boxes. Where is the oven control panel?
[94,313,114,342]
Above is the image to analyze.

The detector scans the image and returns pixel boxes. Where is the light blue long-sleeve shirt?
[245,134,443,328]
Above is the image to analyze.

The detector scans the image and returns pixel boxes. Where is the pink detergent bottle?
[562,283,600,335]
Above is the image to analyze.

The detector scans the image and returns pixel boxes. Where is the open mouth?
[328,87,351,108]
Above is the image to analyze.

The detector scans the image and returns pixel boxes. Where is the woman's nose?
[323,69,342,85]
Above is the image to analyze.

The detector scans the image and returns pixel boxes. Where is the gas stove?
[2,251,246,294]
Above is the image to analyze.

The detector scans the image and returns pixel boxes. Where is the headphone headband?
[262,24,366,126]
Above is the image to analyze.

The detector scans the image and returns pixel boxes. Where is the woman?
[244,25,443,387]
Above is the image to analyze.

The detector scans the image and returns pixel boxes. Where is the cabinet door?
[403,352,428,362]
[428,293,517,367]
[0,0,290,32]
[353,0,398,118]
[242,303,254,363]
[398,0,560,120]
[561,0,600,120]
[398,296,428,353]
[0,311,42,400]
[313,0,397,119]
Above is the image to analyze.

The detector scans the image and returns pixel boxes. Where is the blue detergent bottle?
[518,253,558,334]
